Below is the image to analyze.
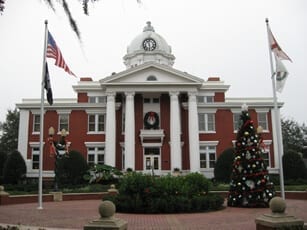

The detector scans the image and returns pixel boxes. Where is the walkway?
[0,199,306,229]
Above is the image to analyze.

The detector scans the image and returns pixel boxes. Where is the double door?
[144,147,160,173]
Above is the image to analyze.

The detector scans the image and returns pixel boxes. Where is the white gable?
[101,63,203,86]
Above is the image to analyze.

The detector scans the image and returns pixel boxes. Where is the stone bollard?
[107,184,119,195]
[50,191,63,202]
[0,186,8,195]
[255,197,304,230]
[84,200,127,230]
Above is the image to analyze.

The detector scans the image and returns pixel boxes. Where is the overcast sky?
[0,0,306,125]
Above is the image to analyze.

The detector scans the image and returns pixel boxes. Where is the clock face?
[143,38,156,51]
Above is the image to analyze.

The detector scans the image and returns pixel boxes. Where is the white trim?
[198,108,217,113]
[199,131,216,134]
[142,142,163,147]
[56,109,72,114]
[30,109,45,115]
[263,140,272,145]
[87,131,105,135]
[197,92,215,96]
[255,108,270,113]
[29,142,44,147]
[230,108,242,113]
[199,141,219,146]
[84,142,105,147]
[86,109,106,114]
[87,92,106,97]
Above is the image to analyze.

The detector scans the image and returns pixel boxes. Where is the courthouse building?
[17,22,282,179]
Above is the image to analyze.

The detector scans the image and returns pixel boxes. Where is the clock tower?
[123,21,175,68]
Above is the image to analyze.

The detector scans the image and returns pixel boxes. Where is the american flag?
[46,31,76,77]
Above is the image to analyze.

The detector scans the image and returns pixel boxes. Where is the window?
[200,145,216,169]
[206,96,214,103]
[153,98,160,103]
[258,112,268,130]
[33,114,40,132]
[32,147,40,169]
[89,96,106,103]
[261,150,270,168]
[197,96,214,103]
[144,148,160,155]
[59,114,69,132]
[198,113,215,132]
[89,97,96,103]
[87,147,105,167]
[260,141,271,167]
[233,113,241,131]
[88,114,105,132]
[144,98,150,103]
[97,96,106,103]
[147,75,157,81]
[144,98,159,104]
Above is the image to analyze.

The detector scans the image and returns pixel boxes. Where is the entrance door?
[144,147,160,173]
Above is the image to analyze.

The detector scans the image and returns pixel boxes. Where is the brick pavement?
[0,199,306,229]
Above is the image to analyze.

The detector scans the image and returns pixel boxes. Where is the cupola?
[123,21,175,68]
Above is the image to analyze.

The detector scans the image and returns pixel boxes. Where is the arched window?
[147,75,157,81]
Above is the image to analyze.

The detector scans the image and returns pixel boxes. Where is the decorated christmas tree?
[227,105,275,207]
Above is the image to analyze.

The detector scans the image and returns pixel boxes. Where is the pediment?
[100,62,204,86]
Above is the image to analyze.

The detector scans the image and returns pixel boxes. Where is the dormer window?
[147,75,157,81]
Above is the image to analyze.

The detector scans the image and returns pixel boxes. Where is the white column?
[124,92,135,170]
[170,91,182,170]
[188,92,200,172]
[105,92,116,167]
[18,110,29,164]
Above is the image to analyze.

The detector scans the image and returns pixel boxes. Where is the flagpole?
[265,18,285,199]
[38,20,48,210]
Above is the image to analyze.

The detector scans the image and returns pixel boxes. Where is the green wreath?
[144,111,159,129]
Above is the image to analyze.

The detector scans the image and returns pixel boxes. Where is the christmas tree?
[227,105,275,207]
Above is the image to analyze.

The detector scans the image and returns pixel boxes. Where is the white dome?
[123,22,175,68]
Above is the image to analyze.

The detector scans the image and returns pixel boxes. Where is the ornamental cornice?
[124,91,135,97]
[181,101,282,111]
[169,91,179,97]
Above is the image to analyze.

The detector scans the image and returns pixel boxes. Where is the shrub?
[104,172,223,213]
[83,164,122,184]
[57,150,89,185]
[183,172,212,195]
[0,151,7,183]
[214,148,234,183]
[282,152,307,180]
[3,150,26,184]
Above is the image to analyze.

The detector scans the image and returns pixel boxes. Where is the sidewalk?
[0,199,306,229]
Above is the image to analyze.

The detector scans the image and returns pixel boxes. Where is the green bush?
[3,150,26,184]
[0,151,7,183]
[214,148,234,183]
[57,150,89,185]
[104,172,223,213]
[282,152,307,180]
[83,164,122,184]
